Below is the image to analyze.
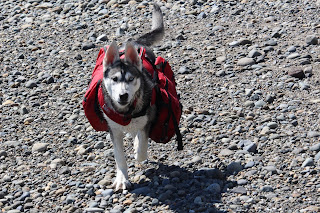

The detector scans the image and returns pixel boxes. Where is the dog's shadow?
[130,162,227,213]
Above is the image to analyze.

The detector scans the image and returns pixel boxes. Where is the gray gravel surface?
[1,0,320,212]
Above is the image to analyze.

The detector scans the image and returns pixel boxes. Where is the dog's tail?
[136,3,164,47]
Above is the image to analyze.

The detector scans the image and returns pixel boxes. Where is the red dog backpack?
[83,46,183,150]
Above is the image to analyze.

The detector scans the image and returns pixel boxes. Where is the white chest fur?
[104,114,149,135]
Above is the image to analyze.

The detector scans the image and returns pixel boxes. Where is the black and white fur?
[101,3,164,191]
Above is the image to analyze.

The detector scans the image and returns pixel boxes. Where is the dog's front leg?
[110,130,131,191]
[134,129,148,162]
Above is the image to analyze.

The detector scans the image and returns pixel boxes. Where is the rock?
[101,189,113,197]
[238,38,252,45]
[310,143,320,152]
[237,179,248,185]
[288,68,305,79]
[299,82,310,90]
[301,158,314,167]
[306,35,318,45]
[255,100,267,108]
[216,56,227,63]
[84,208,104,212]
[307,131,320,138]
[32,143,49,152]
[263,166,277,174]
[287,46,296,52]
[216,70,226,77]
[178,66,190,74]
[260,185,274,192]
[265,39,277,46]
[205,183,221,194]
[315,152,320,161]
[287,53,300,59]
[243,143,257,153]
[219,149,234,157]
[231,186,247,195]
[227,162,243,175]
[237,58,255,66]
[267,122,278,129]
[82,42,95,50]
[97,34,108,42]
[25,80,37,88]
[0,150,8,157]
[131,186,151,195]
[248,49,262,58]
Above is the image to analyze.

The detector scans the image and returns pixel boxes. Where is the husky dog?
[101,3,164,191]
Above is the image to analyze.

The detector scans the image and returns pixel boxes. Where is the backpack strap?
[167,95,183,150]
[94,79,106,123]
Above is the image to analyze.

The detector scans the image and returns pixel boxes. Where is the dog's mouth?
[118,101,129,106]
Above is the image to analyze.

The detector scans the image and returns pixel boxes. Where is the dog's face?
[103,42,142,111]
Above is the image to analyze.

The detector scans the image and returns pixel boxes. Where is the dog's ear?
[124,42,142,70]
[104,41,119,66]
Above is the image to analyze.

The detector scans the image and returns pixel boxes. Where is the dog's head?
[103,41,142,111]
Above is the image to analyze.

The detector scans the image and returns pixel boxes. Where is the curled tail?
[136,3,164,47]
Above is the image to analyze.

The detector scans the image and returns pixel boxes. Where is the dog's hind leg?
[134,130,148,162]
[110,130,131,191]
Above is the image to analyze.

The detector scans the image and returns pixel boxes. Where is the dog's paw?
[135,151,147,162]
[113,175,132,191]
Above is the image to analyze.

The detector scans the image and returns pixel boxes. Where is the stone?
[25,80,37,88]
[287,46,296,52]
[237,58,255,66]
[178,66,190,74]
[248,49,262,58]
[205,183,221,194]
[306,35,318,45]
[288,68,305,79]
[97,34,108,42]
[287,53,300,59]
[254,100,267,108]
[82,43,95,50]
[32,143,49,152]
[227,162,243,175]
[307,131,320,138]
[219,149,234,157]
[0,150,8,157]
[216,56,227,63]
[267,122,278,129]
[231,186,247,195]
[301,158,314,167]
[261,185,274,192]
[84,208,104,212]
[131,186,151,195]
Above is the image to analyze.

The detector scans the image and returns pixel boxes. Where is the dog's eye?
[128,77,135,82]
[112,77,118,82]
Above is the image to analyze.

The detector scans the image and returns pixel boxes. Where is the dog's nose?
[119,93,128,102]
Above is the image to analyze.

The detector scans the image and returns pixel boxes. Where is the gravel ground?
[1,0,320,212]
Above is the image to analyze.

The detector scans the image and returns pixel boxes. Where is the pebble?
[288,68,305,79]
[32,143,48,153]
[237,58,255,66]
[97,34,108,42]
[82,43,96,50]
[301,158,314,167]
[287,53,300,59]
[305,35,318,45]
[248,49,262,58]
[227,162,243,175]
[254,100,267,108]
[84,208,104,212]
[260,185,274,192]
[307,131,320,138]
[178,66,190,74]
[231,186,247,195]
[25,80,37,88]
